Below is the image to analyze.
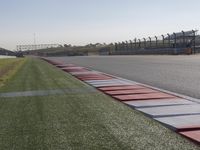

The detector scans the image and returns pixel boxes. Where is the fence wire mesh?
[114,30,198,55]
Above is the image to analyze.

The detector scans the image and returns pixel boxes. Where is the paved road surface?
[49,55,200,99]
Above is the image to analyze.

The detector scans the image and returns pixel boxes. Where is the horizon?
[1,0,200,50]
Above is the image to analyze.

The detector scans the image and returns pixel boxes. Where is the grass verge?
[0,58,199,149]
[0,58,26,88]
[0,58,86,92]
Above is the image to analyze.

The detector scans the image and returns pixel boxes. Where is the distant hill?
[23,43,115,56]
[0,47,15,56]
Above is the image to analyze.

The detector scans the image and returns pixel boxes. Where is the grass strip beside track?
[0,58,86,92]
[0,58,25,88]
[0,58,199,149]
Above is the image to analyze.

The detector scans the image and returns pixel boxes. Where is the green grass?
[0,58,25,87]
[0,58,199,149]
[0,58,86,92]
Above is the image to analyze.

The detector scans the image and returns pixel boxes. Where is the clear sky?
[0,0,200,50]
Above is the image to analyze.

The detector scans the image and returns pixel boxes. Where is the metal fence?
[113,30,198,55]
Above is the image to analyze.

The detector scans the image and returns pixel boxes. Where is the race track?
[48,55,200,100]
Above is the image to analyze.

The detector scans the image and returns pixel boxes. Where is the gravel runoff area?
[49,55,200,100]
[0,58,199,149]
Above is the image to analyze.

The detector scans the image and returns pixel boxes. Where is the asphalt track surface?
[49,55,200,100]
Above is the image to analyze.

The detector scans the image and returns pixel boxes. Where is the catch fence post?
[143,38,146,48]
[192,30,196,54]
[149,37,151,48]
[118,42,121,52]
[121,42,124,51]
[161,35,165,47]
[125,41,129,51]
[182,31,185,47]
[115,43,118,51]
[129,40,132,50]
[167,33,170,47]
[155,36,158,48]
[134,38,137,48]
[173,33,177,48]
[138,39,141,48]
